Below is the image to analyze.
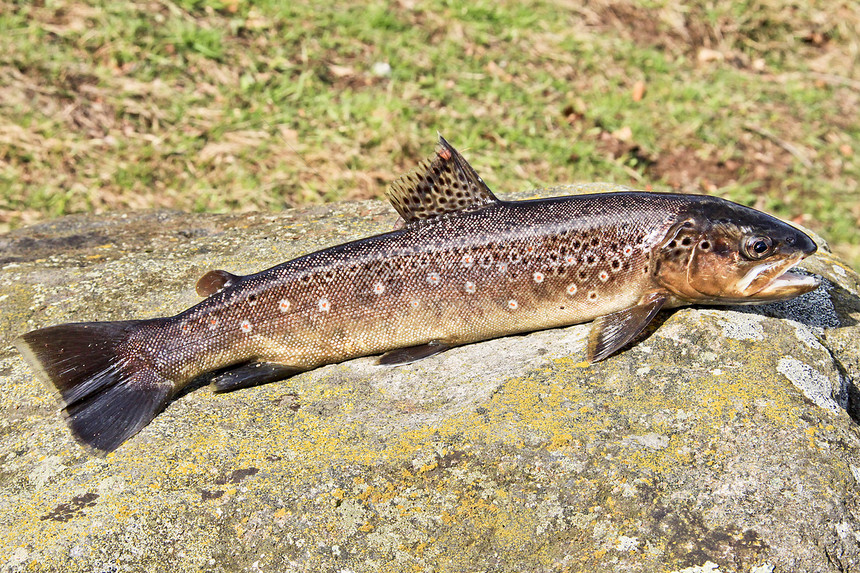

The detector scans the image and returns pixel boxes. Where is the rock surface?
[2,184,860,573]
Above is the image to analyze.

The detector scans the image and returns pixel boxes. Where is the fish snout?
[782,228,818,258]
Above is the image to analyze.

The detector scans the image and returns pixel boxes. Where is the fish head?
[654,199,819,304]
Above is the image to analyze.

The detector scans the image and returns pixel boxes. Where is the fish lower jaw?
[746,270,820,301]
[762,270,819,292]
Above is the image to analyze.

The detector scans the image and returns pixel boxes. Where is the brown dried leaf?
[632,80,646,102]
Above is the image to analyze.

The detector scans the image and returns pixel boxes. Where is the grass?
[0,0,858,266]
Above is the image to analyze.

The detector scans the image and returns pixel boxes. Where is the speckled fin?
[196,269,243,297]
[378,341,453,365]
[385,136,498,223]
[587,294,666,362]
[210,362,301,392]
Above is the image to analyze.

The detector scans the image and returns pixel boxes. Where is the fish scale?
[161,195,667,377]
[15,136,820,452]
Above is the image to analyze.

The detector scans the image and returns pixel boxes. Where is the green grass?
[0,0,858,266]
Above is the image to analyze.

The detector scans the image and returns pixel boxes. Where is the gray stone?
[2,185,860,573]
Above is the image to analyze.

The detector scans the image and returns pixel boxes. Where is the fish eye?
[743,236,773,259]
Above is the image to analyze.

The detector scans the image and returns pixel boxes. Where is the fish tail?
[15,319,176,453]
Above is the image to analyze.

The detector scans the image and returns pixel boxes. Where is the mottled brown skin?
[139,192,816,380]
[139,194,668,379]
[15,138,819,452]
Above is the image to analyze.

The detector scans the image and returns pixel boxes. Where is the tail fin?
[15,320,175,453]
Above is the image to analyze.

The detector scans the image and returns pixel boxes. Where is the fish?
[15,136,820,453]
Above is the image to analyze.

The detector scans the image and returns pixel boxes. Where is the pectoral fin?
[210,362,301,392]
[587,294,667,363]
[378,341,453,366]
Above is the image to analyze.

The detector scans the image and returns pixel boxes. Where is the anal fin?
[378,341,452,366]
[210,362,300,393]
[587,294,666,363]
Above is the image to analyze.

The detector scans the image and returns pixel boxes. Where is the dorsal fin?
[196,269,242,297]
[385,135,498,223]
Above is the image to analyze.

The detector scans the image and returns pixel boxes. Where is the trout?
[15,136,819,452]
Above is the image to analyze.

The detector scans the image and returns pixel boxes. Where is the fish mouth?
[753,269,820,299]
[740,255,820,301]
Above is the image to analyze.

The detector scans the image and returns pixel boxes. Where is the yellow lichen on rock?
[2,203,860,572]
